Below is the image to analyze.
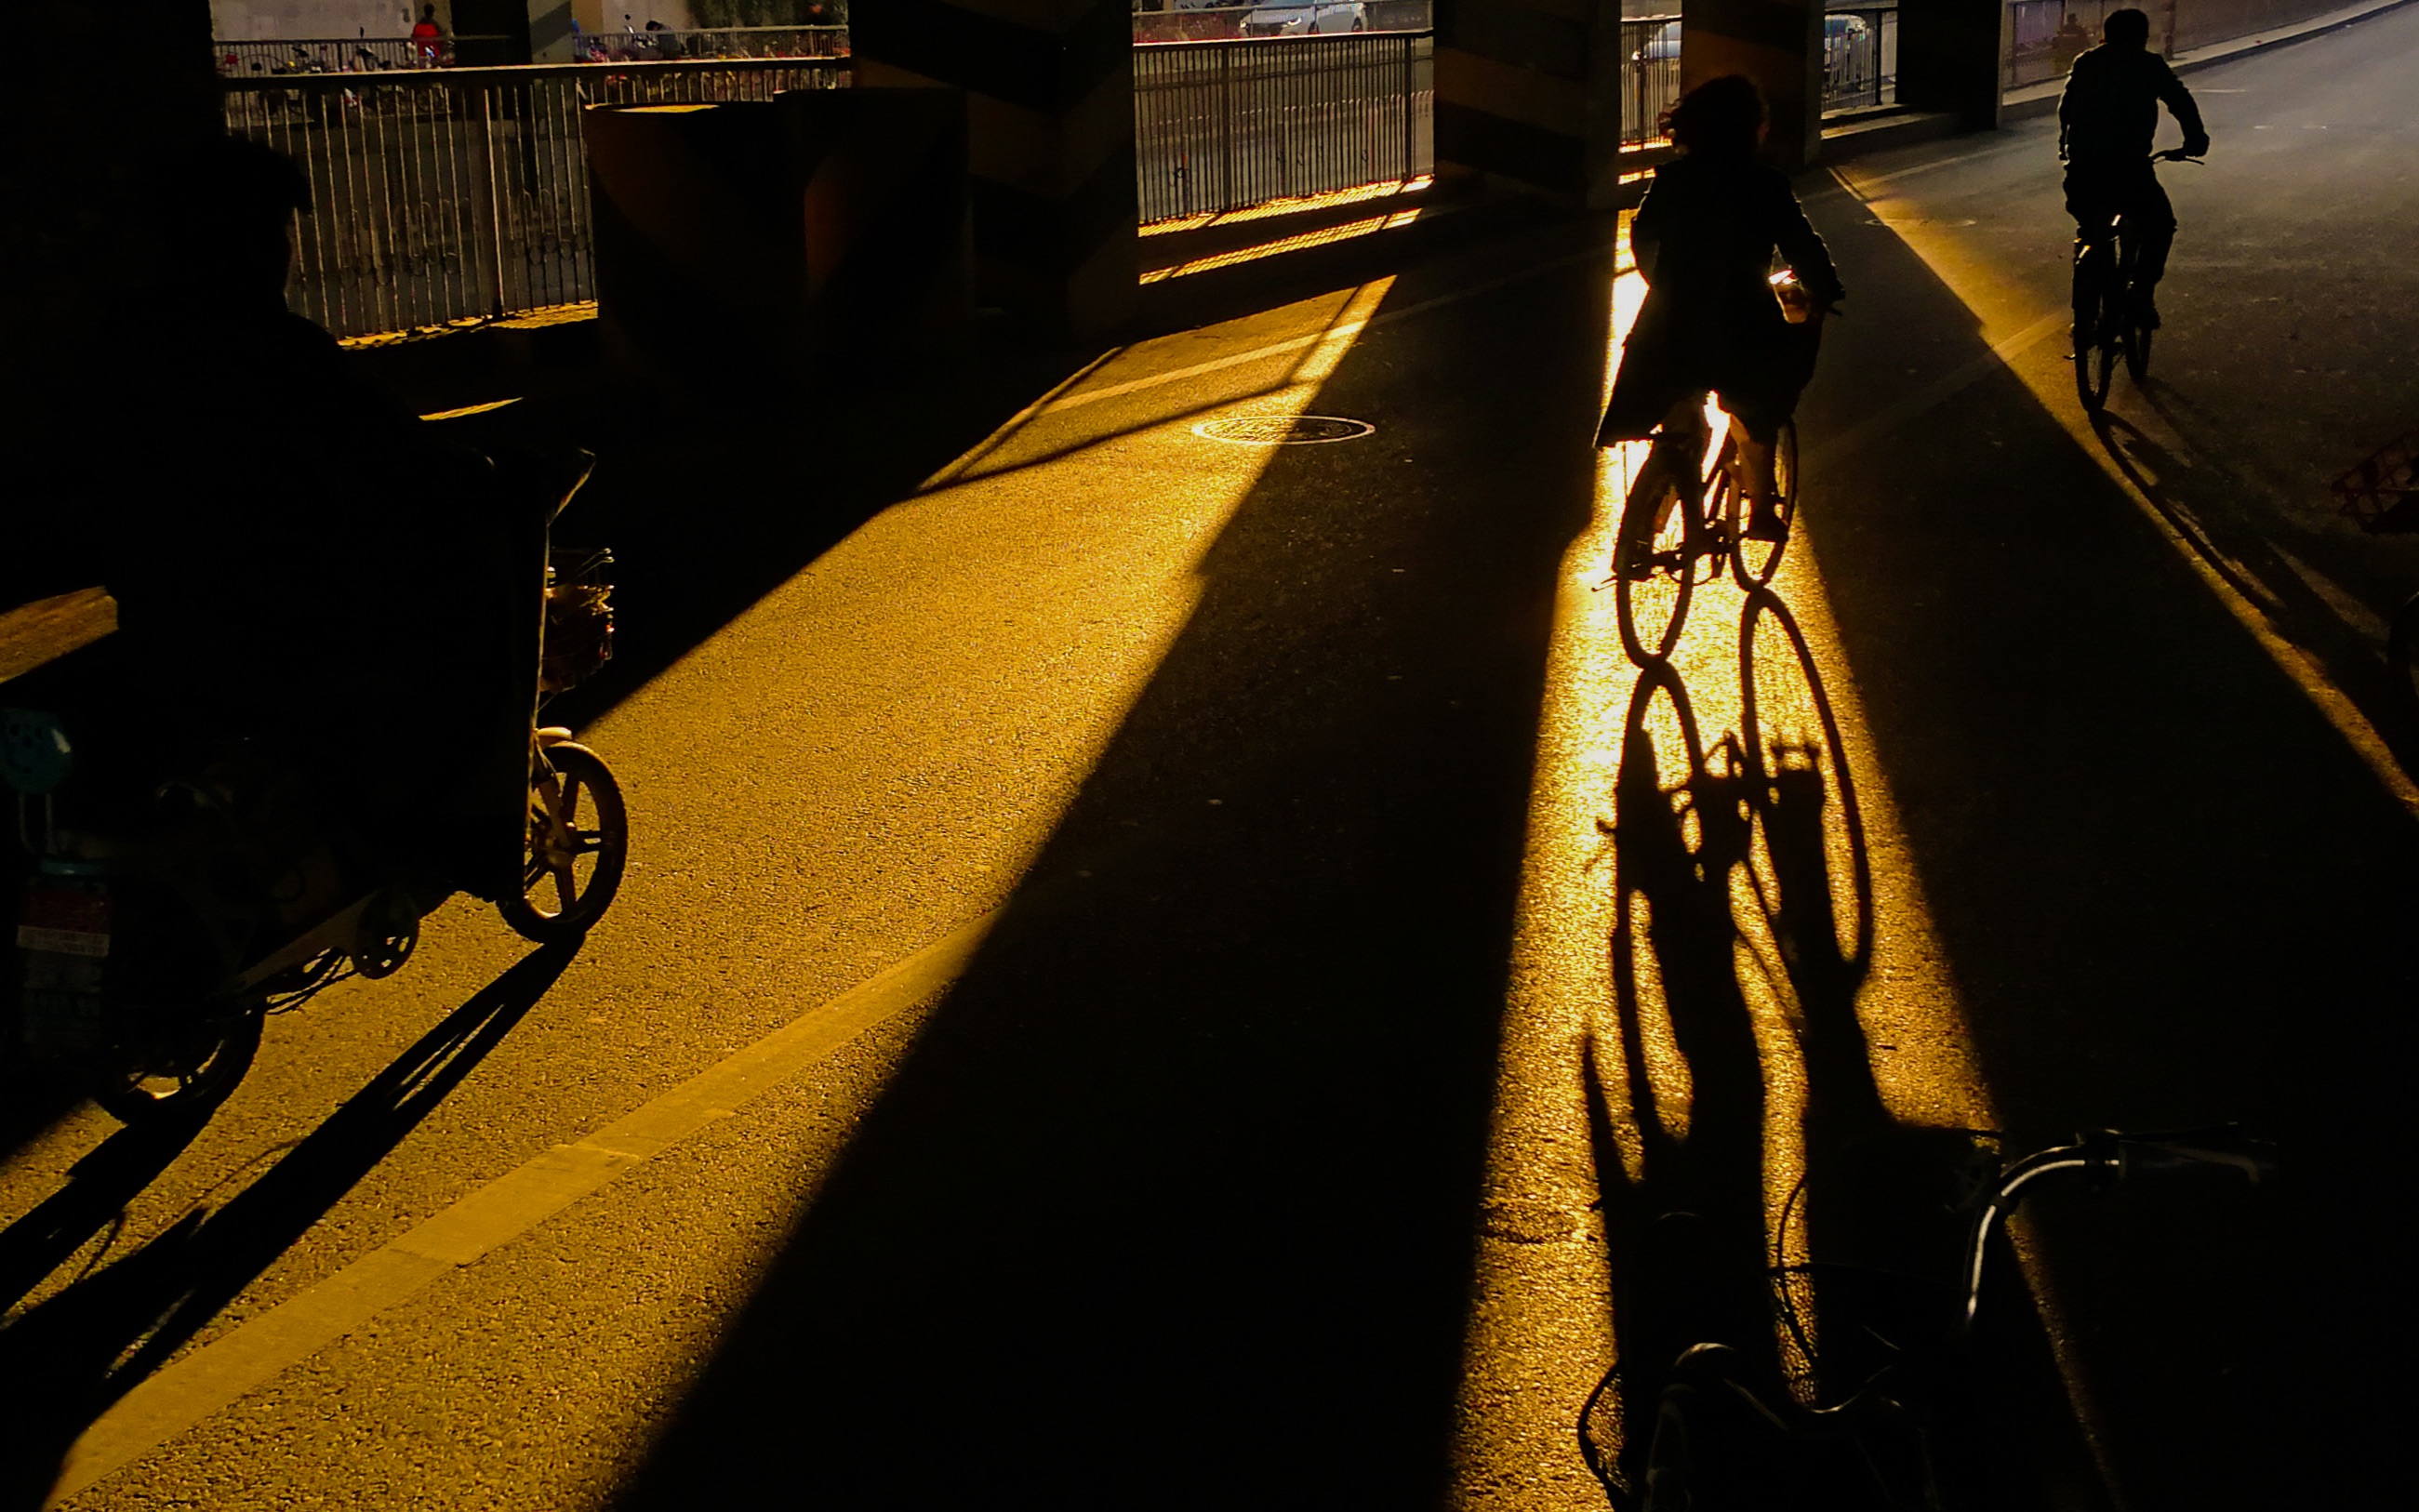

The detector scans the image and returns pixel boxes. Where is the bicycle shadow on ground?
[1578,599,2101,1509]
[0,939,577,1512]
[2089,401,2419,763]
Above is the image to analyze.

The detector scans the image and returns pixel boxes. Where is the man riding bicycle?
[2058,7,2209,331]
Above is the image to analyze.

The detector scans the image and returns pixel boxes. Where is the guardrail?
[2006,0,2348,91]
[1134,31,1433,222]
[215,35,513,73]
[1822,5,1897,113]
[223,59,847,338]
[1619,15,1681,149]
[573,25,849,61]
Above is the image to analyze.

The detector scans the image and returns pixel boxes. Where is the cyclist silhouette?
[2058,7,2209,330]
[1597,75,1841,542]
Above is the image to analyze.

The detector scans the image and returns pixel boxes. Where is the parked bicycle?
[2072,149,2199,415]
[1582,1125,2275,1510]
[1604,401,1801,667]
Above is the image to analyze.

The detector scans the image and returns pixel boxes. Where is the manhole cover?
[1192,415,1375,445]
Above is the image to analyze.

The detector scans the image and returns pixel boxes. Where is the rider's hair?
[2104,7,2152,45]
[1662,74,1764,159]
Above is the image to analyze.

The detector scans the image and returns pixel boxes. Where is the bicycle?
[1606,403,1801,667]
[1580,1125,2276,1510]
[2072,149,2199,415]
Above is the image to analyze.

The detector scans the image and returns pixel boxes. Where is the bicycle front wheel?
[1728,418,1798,589]
[1615,458,1697,667]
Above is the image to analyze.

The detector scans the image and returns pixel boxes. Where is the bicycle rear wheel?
[1615,456,1698,667]
[2125,322,2154,383]
[1728,418,1798,589]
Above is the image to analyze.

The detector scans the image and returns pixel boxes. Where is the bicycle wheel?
[2126,321,2154,383]
[1615,454,1698,667]
[500,741,630,943]
[2072,246,2114,415]
[93,1004,264,1125]
[1728,418,1798,589]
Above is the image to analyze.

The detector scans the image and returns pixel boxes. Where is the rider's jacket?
[2059,42,2206,162]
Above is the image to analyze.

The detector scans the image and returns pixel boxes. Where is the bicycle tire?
[1728,418,1798,589]
[2126,322,2154,383]
[1615,454,1697,667]
[499,741,630,942]
[2072,243,2114,415]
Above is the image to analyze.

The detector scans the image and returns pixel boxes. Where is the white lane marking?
[49,909,1000,1505]
[1040,243,1612,417]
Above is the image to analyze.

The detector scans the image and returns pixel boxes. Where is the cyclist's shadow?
[1577,592,1981,1503]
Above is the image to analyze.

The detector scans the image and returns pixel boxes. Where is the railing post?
[481,84,507,319]
[1221,45,1233,214]
[1402,34,1413,181]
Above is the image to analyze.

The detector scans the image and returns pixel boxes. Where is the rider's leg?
[2122,172,2179,325]
[1732,412,1786,541]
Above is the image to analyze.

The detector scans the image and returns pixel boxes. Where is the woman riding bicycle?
[1597,75,1842,542]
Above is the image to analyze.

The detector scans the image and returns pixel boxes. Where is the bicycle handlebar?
[1956,1126,2274,1338]
[2152,149,2206,164]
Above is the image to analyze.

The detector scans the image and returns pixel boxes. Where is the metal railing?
[1821,5,1897,113]
[1619,16,1681,150]
[2006,0,2346,91]
[215,36,513,74]
[1134,31,1433,222]
[573,25,849,61]
[224,59,848,338]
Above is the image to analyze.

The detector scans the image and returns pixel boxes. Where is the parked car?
[1241,0,1367,36]
[1632,13,1871,67]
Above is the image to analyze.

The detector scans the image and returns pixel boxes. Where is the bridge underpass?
[7,3,2419,1509]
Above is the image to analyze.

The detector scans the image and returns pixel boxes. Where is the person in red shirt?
[411,4,443,66]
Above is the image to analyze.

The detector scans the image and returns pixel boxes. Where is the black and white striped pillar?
[854,0,1138,337]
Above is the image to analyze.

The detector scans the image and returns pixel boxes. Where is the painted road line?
[50,909,1001,1506]
[1042,242,1615,417]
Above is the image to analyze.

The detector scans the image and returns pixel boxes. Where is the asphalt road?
[7,10,2417,1509]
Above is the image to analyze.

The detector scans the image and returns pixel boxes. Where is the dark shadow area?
[1794,176,2406,1506]
[605,234,1610,1507]
[2095,393,2419,764]
[0,940,576,1510]
[1576,601,2099,1510]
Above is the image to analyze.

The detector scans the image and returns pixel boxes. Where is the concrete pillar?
[1681,0,1823,170]
[1898,0,2009,131]
[1437,0,1636,205]
[854,0,1136,338]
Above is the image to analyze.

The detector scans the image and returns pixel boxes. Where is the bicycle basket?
[2332,430,2419,534]
[540,547,615,695]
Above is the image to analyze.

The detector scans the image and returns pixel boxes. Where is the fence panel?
[1134,33,1434,222]
[224,60,848,339]
[1822,5,1898,113]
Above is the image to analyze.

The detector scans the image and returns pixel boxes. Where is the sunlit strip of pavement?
[1443,224,2026,1503]
[45,269,1417,1509]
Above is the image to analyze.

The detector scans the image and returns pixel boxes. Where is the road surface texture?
[5,9,2415,1509]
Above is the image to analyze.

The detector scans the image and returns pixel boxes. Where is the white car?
[1241,0,1367,37]
[1633,13,1869,65]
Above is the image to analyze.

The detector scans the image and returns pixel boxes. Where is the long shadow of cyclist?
[0,940,577,1510]
[1578,594,2099,1508]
